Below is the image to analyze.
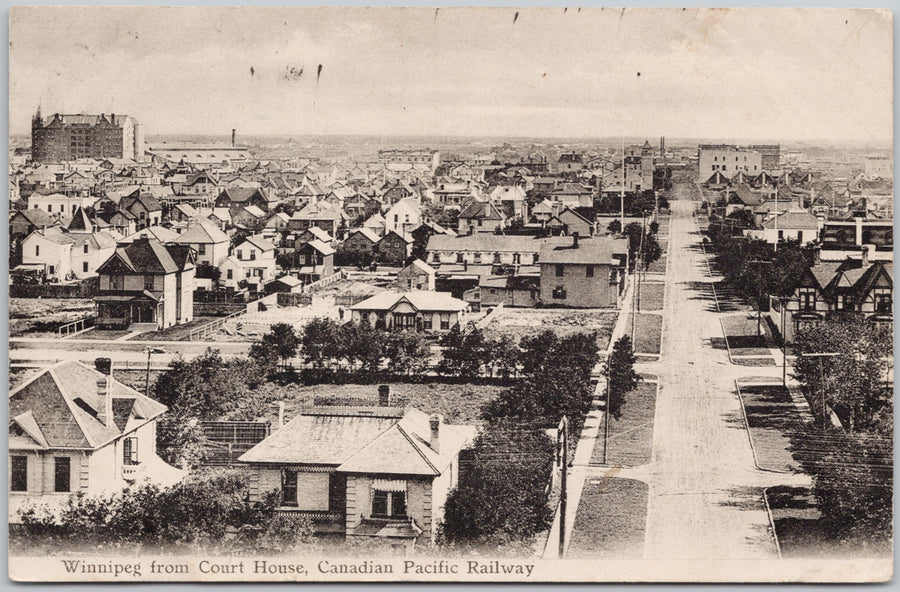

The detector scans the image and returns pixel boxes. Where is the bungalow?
[95,237,195,330]
[539,234,628,308]
[8,359,183,521]
[238,391,477,549]
[746,210,820,246]
[350,290,468,331]
[172,219,230,266]
[396,259,436,291]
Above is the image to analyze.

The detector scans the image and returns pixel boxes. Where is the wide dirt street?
[638,187,803,560]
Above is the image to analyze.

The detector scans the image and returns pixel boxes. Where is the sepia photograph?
[6,5,894,582]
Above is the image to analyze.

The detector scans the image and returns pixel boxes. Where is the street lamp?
[145,347,166,396]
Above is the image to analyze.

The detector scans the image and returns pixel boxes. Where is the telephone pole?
[557,415,569,558]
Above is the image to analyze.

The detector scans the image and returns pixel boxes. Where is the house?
[396,259,436,291]
[231,205,268,230]
[238,389,477,549]
[457,200,507,235]
[550,183,594,208]
[26,192,95,217]
[384,198,423,235]
[546,207,595,237]
[555,152,584,174]
[465,274,541,309]
[377,230,413,266]
[539,234,628,308]
[120,225,179,245]
[350,290,468,331]
[264,212,291,233]
[294,226,334,248]
[289,203,345,237]
[341,228,381,262]
[219,235,277,290]
[172,219,230,266]
[294,239,335,283]
[9,209,57,265]
[490,185,528,218]
[426,233,546,267]
[168,203,200,224]
[362,212,387,236]
[8,359,183,521]
[264,274,304,295]
[820,218,893,262]
[745,210,820,246]
[95,237,196,330]
[214,187,273,216]
[20,227,75,281]
[104,208,139,237]
[769,256,893,344]
[119,191,163,230]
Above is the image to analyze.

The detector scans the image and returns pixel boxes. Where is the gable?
[97,252,136,275]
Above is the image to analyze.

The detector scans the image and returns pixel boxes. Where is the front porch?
[95,293,162,330]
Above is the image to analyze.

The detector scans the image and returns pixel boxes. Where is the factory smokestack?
[232,129,236,147]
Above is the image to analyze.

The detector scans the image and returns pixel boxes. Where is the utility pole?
[144,347,165,396]
[603,358,611,465]
[800,352,841,428]
[557,415,569,558]
[620,138,625,231]
[637,211,647,311]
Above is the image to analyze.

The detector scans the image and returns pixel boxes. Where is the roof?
[13,208,54,228]
[242,235,276,252]
[539,236,618,265]
[350,290,468,313]
[219,187,269,205]
[173,219,229,244]
[239,406,475,477]
[761,210,820,230]
[97,237,191,275]
[241,205,267,218]
[304,239,335,256]
[9,361,167,450]
[427,233,546,254]
[122,226,179,244]
[403,259,436,276]
[349,227,381,244]
[300,226,333,242]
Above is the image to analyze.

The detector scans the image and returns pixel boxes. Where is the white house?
[219,235,277,289]
[384,198,423,236]
[26,193,96,217]
[172,219,230,266]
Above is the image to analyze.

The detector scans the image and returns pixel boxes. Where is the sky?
[9,7,894,143]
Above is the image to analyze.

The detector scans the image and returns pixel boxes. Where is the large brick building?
[31,108,143,163]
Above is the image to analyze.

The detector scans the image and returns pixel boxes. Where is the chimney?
[232,129,236,147]
[572,231,580,248]
[860,246,870,267]
[812,245,821,265]
[277,401,285,428]
[94,357,112,376]
[378,384,390,407]
[429,414,442,454]
[96,378,113,428]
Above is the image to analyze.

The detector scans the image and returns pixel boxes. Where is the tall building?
[697,144,764,183]
[31,107,143,163]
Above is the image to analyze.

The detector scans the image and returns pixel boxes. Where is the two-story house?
[396,259,436,291]
[95,237,195,330]
[238,388,476,550]
[219,235,277,290]
[376,230,413,266]
[539,234,628,308]
[119,191,163,230]
[293,239,335,283]
[171,219,230,267]
[9,359,183,521]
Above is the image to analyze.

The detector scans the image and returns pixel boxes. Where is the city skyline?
[10,7,892,143]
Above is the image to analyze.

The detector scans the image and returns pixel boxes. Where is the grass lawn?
[737,384,803,472]
[568,477,649,558]
[721,315,776,357]
[638,282,665,311]
[10,298,95,337]
[484,309,618,350]
[646,252,668,274]
[625,313,663,354]
[128,317,218,341]
[76,329,133,340]
[257,382,509,426]
[735,357,777,367]
[591,381,657,467]
[767,486,892,559]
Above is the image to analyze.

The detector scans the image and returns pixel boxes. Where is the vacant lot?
[591,381,657,467]
[625,313,663,355]
[485,308,618,349]
[10,298,95,337]
[737,383,803,472]
[568,477,649,558]
[638,282,665,311]
[257,382,508,426]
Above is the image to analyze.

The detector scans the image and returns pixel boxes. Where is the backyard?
[484,308,618,350]
[568,477,649,558]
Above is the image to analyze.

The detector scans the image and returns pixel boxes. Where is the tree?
[258,323,299,371]
[339,321,385,373]
[439,425,554,551]
[606,219,622,234]
[301,317,342,369]
[792,317,892,432]
[384,331,430,376]
[606,335,640,420]
[437,326,489,378]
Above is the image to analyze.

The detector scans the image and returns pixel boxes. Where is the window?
[586,265,594,278]
[35,245,39,257]
[227,269,233,280]
[83,244,89,254]
[440,313,450,330]
[493,252,501,264]
[123,437,138,465]
[54,457,70,492]
[250,251,256,261]
[372,490,407,518]
[799,288,816,311]
[874,290,892,314]
[198,244,206,255]
[110,275,124,291]
[473,253,481,264]
[423,315,432,330]
[49,265,55,275]
[777,230,784,240]
[237,250,243,260]
[281,469,298,506]
[82,262,89,273]
[11,456,27,492]
[555,264,565,277]
[48,204,53,213]
[553,286,567,300]
[144,275,154,291]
